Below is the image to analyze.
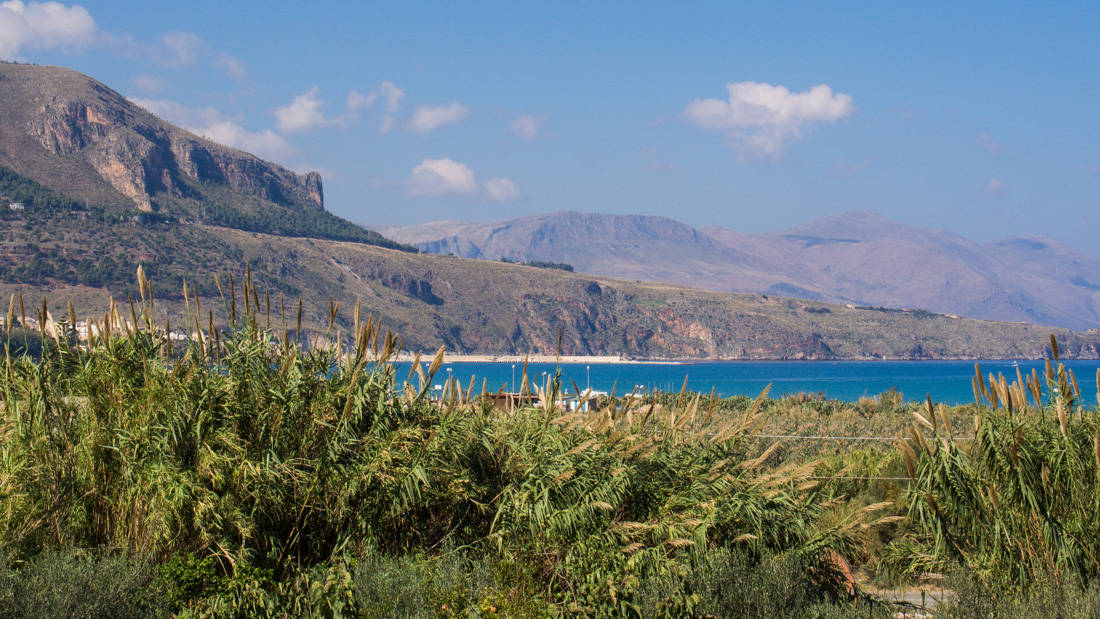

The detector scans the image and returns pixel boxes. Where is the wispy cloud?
[408,157,519,201]
[132,73,164,93]
[158,31,203,66]
[274,85,391,133]
[482,177,521,201]
[346,89,376,114]
[408,102,469,134]
[131,97,294,163]
[0,0,98,60]
[684,81,855,159]
[378,81,405,134]
[215,53,247,81]
[510,114,545,140]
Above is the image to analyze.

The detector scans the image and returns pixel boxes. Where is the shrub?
[0,550,161,618]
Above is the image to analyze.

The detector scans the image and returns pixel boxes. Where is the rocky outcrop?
[8,62,323,214]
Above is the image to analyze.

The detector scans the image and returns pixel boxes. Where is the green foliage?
[634,549,886,618]
[201,199,416,251]
[0,165,91,212]
[499,257,574,271]
[940,570,1100,619]
[0,283,894,614]
[899,350,1100,588]
[0,550,161,618]
[155,552,224,613]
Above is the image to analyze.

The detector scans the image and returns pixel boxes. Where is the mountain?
[0,61,404,248]
[5,220,1099,360]
[374,211,1100,330]
[1,62,1098,360]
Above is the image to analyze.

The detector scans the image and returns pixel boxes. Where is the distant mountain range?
[373,211,1100,330]
[1,61,1097,359]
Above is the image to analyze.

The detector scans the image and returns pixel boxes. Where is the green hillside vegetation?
[4,209,1100,360]
[0,163,413,250]
[2,284,1100,615]
[500,257,575,272]
[0,164,91,212]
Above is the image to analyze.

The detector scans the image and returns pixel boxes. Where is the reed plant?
[898,335,1100,589]
[0,270,893,615]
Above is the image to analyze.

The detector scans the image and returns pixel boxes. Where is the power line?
[808,476,913,481]
[753,433,974,442]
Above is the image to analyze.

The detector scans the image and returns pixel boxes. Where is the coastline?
[393,352,684,365]
[389,353,1096,364]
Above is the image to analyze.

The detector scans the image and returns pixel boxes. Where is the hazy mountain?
[374,210,1100,330]
[2,62,1097,359]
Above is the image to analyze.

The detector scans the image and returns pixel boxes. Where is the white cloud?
[407,158,519,201]
[0,0,98,60]
[510,114,544,140]
[132,73,164,92]
[159,31,202,66]
[986,178,1004,195]
[684,81,855,158]
[200,121,294,163]
[409,158,479,196]
[407,102,469,133]
[976,132,1003,156]
[379,81,404,112]
[130,97,294,163]
[215,53,247,81]
[274,86,385,132]
[378,81,404,134]
[483,177,520,201]
[347,89,376,113]
[273,86,340,132]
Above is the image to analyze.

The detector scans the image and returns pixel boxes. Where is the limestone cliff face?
[3,62,323,214]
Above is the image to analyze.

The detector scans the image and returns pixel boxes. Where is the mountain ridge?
[0,61,410,249]
[1,62,1098,359]
[374,210,1100,330]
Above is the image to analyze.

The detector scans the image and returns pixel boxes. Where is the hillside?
[0,63,1098,359]
[374,210,1100,330]
[0,61,406,248]
[4,208,1099,359]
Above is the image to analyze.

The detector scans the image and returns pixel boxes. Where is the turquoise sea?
[395,360,1100,405]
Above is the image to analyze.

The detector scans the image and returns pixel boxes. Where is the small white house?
[8,202,24,211]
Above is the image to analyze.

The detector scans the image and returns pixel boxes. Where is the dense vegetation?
[499,258,575,272]
[0,163,414,252]
[0,165,93,212]
[2,277,1100,615]
[199,198,416,251]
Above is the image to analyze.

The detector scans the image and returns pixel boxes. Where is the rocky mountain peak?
[0,61,323,215]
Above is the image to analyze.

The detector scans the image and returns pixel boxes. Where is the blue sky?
[2,1,1099,250]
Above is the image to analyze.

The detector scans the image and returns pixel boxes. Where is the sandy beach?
[393,352,683,365]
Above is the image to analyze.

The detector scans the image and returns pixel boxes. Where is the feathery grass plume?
[0,273,918,615]
[296,299,303,343]
[1028,369,1043,409]
[327,299,338,334]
